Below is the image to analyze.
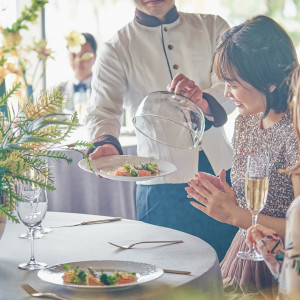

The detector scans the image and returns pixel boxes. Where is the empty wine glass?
[19,225,51,239]
[19,158,51,239]
[19,227,44,239]
[17,176,48,270]
[237,154,269,261]
[37,225,52,234]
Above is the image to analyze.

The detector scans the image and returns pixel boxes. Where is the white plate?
[78,155,177,181]
[37,260,164,291]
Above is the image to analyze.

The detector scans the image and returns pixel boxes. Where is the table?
[47,133,138,220]
[0,212,223,300]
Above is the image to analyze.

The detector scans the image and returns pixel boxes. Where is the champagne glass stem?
[251,214,258,253]
[252,214,258,226]
[29,227,36,264]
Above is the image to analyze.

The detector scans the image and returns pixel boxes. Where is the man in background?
[59,32,97,120]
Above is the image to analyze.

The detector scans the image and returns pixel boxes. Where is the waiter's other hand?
[87,144,119,179]
[89,144,119,160]
[167,73,210,115]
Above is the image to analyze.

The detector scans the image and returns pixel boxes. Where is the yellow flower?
[65,30,86,53]
[2,31,22,49]
[1,152,27,175]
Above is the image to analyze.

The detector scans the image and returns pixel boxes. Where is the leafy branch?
[2,0,48,34]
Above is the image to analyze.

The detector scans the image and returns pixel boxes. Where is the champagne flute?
[237,154,269,261]
[17,176,48,270]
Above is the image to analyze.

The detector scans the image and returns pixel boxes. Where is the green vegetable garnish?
[62,264,71,271]
[124,163,138,177]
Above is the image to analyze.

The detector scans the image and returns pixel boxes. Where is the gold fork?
[108,240,183,250]
[21,284,69,300]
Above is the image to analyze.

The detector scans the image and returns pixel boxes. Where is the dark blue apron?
[136,150,238,261]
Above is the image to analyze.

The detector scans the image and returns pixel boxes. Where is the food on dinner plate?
[114,162,159,177]
[62,264,137,286]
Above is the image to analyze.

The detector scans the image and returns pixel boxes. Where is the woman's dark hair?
[82,32,97,54]
[214,15,298,117]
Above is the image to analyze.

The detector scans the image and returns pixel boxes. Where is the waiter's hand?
[87,144,119,179]
[89,144,119,160]
[167,73,210,115]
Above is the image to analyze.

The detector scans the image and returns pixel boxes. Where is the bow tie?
[73,82,87,92]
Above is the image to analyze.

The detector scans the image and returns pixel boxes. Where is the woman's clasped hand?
[186,170,239,224]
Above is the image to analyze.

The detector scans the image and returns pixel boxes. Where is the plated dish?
[78,155,177,181]
[37,260,164,291]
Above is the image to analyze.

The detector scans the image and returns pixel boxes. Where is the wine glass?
[19,227,44,239]
[19,225,51,239]
[17,179,48,270]
[74,89,89,124]
[19,158,51,238]
[237,154,269,261]
[37,225,52,234]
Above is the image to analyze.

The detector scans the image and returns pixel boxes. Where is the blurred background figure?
[58,31,97,123]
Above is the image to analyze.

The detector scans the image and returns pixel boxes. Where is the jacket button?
[173,64,179,70]
[164,26,168,31]
[168,45,173,50]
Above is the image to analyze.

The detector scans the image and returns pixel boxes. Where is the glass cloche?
[133,91,205,149]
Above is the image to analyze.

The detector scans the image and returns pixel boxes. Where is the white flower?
[65,30,86,54]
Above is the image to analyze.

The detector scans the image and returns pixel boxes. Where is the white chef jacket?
[86,11,235,185]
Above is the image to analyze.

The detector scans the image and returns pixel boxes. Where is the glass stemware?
[17,178,48,270]
[237,154,269,261]
[19,227,44,239]
[38,225,52,234]
[19,225,51,239]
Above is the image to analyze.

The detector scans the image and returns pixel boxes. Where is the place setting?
[14,174,192,298]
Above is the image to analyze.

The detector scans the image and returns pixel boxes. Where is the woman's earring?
[269,85,276,93]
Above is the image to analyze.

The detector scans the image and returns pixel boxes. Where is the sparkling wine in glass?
[237,154,269,261]
[17,181,48,270]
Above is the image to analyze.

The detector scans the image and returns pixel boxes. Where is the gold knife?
[163,269,191,275]
[50,217,122,228]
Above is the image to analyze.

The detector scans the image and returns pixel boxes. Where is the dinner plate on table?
[78,155,177,181]
[37,260,164,291]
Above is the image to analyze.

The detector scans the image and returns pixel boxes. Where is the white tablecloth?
[47,133,137,219]
[0,212,223,300]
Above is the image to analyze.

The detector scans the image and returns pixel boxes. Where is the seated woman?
[247,65,300,300]
[169,15,300,298]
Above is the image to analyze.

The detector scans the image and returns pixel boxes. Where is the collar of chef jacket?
[135,5,179,27]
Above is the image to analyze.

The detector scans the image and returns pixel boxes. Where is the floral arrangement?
[0,0,51,101]
[0,84,94,222]
[0,1,94,224]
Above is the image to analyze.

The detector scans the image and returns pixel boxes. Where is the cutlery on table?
[50,217,122,228]
[108,240,183,250]
[163,269,191,275]
[21,284,69,300]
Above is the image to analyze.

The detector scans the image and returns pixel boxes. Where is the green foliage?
[2,0,48,34]
[0,85,93,222]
